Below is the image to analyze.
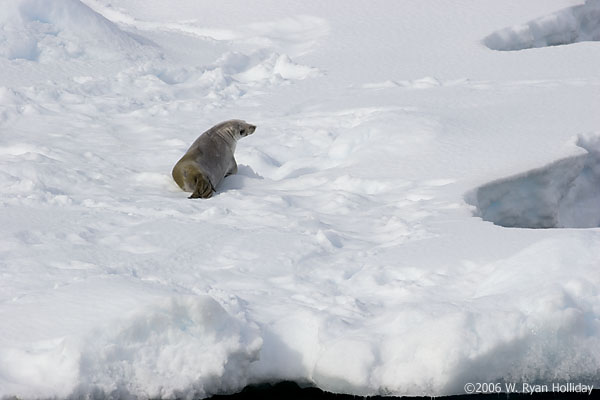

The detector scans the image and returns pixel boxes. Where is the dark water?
[208,381,599,400]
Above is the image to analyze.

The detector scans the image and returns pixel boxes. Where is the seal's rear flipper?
[188,173,214,199]
[189,189,213,199]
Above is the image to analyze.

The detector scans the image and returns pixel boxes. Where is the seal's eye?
[240,129,246,135]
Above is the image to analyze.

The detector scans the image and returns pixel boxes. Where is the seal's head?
[239,121,256,137]
[217,119,256,140]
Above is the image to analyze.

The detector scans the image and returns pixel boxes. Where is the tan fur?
[172,162,214,199]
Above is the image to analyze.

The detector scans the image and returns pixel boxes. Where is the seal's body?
[172,119,256,198]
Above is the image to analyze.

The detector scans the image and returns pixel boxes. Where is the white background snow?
[1,0,600,398]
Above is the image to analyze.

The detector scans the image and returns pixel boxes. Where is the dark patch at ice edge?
[468,135,600,229]
[207,382,600,400]
[483,0,600,51]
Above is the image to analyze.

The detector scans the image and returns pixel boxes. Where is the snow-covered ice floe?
[1,0,600,398]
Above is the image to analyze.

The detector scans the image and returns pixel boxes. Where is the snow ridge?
[0,0,153,61]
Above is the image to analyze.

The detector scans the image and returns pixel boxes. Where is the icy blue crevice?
[469,135,600,228]
[484,0,600,51]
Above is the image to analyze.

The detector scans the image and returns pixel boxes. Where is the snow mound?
[484,0,600,51]
[469,134,600,228]
[0,0,153,61]
[0,290,262,399]
[234,53,321,84]
[76,296,262,399]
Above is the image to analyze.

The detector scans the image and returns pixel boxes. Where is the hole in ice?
[484,0,600,51]
[468,135,600,228]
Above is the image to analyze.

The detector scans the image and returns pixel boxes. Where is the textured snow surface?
[1,0,600,398]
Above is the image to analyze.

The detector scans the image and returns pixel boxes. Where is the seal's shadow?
[218,164,264,193]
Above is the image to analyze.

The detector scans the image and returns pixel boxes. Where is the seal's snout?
[239,122,256,137]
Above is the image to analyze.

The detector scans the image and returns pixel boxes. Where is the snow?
[1,0,600,398]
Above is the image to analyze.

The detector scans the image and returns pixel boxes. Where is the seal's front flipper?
[225,162,238,177]
[188,173,214,199]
